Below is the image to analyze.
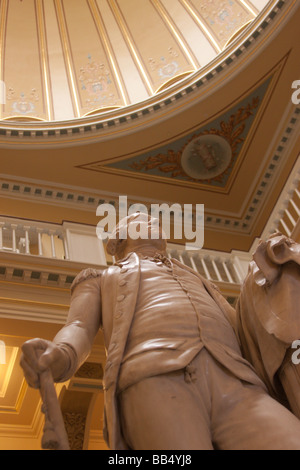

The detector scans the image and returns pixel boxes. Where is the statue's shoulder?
[71,267,103,293]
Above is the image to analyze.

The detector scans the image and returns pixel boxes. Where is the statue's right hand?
[20,338,69,389]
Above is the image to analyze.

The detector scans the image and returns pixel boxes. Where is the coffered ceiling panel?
[110,0,197,93]
[59,0,127,114]
[3,0,49,120]
[185,0,254,49]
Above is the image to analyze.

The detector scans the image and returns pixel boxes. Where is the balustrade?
[278,187,300,238]
[166,246,244,285]
[4,211,300,288]
[0,218,67,260]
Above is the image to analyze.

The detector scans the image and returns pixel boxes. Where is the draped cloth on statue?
[236,233,300,416]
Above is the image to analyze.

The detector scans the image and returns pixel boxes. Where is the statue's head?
[106,212,167,260]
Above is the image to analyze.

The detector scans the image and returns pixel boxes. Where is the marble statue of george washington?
[20,212,300,450]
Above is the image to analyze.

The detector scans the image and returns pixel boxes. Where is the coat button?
[115,310,123,319]
[117,294,125,301]
[119,279,127,286]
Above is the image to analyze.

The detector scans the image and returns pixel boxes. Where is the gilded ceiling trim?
[110,0,198,94]
[88,0,129,106]
[1,115,46,122]
[240,0,258,16]
[54,0,81,117]
[83,105,122,117]
[151,0,199,70]
[154,71,194,93]
[178,0,221,53]
[244,0,260,15]
[223,20,253,49]
[108,0,154,95]
[186,0,255,50]
[36,0,54,121]
[63,0,126,114]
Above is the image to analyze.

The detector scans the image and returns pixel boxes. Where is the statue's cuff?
[53,343,79,382]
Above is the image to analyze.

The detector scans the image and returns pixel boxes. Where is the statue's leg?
[207,352,300,450]
[118,364,213,450]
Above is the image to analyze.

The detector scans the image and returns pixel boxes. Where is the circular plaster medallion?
[181,134,232,180]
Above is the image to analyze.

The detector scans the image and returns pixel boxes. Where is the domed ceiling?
[0,0,298,254]
[0,0,270,122]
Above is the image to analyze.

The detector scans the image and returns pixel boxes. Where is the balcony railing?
[0,218,68,259]
[166,245,245,285]
[0,218,108,267]
[0,216,250,291]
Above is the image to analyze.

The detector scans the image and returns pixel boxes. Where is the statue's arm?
[52,273,102,381]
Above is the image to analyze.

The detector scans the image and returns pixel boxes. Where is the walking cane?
[39,368,70,450]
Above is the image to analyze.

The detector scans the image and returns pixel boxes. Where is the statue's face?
[108,212,167,259]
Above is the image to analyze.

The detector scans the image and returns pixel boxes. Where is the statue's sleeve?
[52,268,102,381]
[236,233,300,414]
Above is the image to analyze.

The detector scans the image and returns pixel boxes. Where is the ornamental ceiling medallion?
[180,134,232,180]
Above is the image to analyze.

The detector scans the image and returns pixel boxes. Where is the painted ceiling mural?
[0,0,270,122]
[79,76,272,189]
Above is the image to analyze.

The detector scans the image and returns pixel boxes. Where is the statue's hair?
[106,212,153,256]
